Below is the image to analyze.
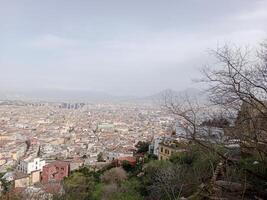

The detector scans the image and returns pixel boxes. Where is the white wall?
[17,158,45,174]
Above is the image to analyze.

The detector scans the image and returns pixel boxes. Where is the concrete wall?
[15,177,29,188]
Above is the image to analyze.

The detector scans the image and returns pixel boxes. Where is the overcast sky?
[0,0,266,96]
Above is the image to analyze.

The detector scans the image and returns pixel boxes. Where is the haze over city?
[1,1,267,199]
[1,0,267,97]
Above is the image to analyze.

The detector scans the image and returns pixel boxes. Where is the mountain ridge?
[0,88,205,103]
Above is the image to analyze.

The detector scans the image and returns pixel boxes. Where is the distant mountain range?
[0,88,207,103]
[143,88,201,99]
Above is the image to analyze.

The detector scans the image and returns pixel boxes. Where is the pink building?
[42,161,69,183]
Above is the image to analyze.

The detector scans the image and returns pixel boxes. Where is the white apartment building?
[149,137,164,156]
[17,157,45,174]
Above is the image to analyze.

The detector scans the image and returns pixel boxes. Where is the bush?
[135,141,150,154]
[121,160,135,172]
[63,172,96,200]
[101,167,127,185]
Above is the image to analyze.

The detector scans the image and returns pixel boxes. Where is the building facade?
[158,139,187,161]
[149,137,164,157]
[42,161,69,183]
[17,157,45,174]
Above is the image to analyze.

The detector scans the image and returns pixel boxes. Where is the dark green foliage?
[108,178,144,200]
[170,151,196,165]
[91,183,104,200]
[147,154,158,161]
[0,173,12,194]
[51,145,220,200]
[51,142,266,200]
[140,146,220,199]
[62,172,96,200]
[135,141,150,154]
[53,167,101,200]
[109,191,144,200]
[237,156,267,189]
[75,166,101,182]
[121,160,134,172]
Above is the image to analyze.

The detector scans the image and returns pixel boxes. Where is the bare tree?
[202,43,267,157]
[163,40,267,199]
[101,167,127,185]
[164,93,229,160]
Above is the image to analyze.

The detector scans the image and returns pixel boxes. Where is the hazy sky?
[0,0,267,96]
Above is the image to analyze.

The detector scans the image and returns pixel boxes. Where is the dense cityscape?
[0,100,178,197]
[1,0,267,199]
[0,100,174,167]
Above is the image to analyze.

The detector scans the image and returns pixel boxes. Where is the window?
[160,147,163,152]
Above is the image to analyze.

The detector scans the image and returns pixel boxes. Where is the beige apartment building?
[158,139,187,161]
